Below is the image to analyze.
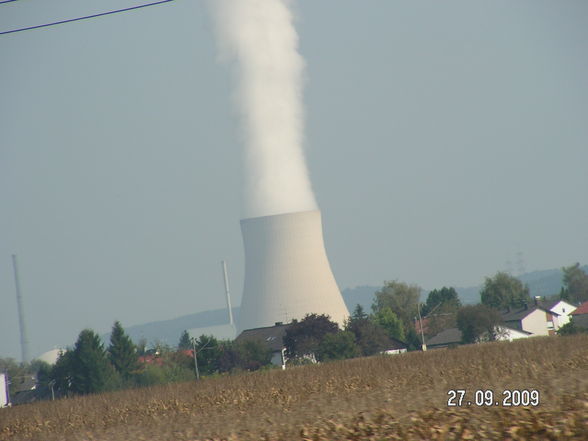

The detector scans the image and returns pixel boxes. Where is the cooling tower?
[238,210,349,332]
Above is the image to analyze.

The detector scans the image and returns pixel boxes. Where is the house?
[570,300,588,317]
[381,337,408,355]
[570,300,588,330]
[495,326,532,341]
[426,328,463,349]
[427,325,530,349]
[235,322,292,369]
[0,373,9,408]
[537,298,577,329]
[501,304,559,336]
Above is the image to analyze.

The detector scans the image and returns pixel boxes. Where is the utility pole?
[191,337,214,380]
[417,302,427,351]
[191,338,200,380]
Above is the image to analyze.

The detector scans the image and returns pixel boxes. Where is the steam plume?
[208,0,317,218]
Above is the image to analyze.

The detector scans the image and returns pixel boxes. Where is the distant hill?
[119,266,586,346]
[105,308,239,348]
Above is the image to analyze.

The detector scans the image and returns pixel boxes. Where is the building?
[570,300,588,329]
[0,374,9,408]
[537,298,577,329]
[570,299,588,317]
[239,210,349,332]
[35,348,65,365]
[235,322,292,369]
[501,304,559,336]
[427,325,530,349]
[426,328,463,349]
[381,337,408,354]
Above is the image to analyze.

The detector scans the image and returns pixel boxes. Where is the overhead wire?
[0,0,19,5]
[0,0,174,35]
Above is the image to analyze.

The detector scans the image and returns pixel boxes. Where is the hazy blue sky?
[1,0,587,360]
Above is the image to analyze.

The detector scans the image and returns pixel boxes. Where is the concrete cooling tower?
[238,210,349,332]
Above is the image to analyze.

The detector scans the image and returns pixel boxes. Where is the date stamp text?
[447,389,540,407]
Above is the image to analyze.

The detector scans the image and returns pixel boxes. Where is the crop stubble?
[1,334,587,440]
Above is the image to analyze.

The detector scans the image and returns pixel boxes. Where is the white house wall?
[496,326,529,342]
[521,309,551,336]
[549,301,576,328]
[0,374,8,408]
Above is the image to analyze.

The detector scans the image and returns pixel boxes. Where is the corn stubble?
[1,335,587,440]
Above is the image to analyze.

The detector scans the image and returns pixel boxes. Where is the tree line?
[4,263,586,401]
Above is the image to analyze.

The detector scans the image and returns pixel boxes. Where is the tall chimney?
[238,210,349,332]
[12,254,30,363]
[221,260,235,328]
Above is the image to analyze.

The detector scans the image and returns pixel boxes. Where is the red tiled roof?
[138,355,165,366]
[571,300,588,315]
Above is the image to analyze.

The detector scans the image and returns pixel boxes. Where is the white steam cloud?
[208,0,318,219]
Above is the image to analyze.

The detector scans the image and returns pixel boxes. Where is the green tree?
[561,263,588,303]
[345,314,391,356]
[70,329,119,394]
[372,280,421,330]
[351,304,368,320]
[557,321,581,335]
[108,321,138,381]
[194,335,224,376]
[317,331,360,361]
[421,287,461,316]
[283,314,339,359]
[456,304,503,344]
[34,360,54,399]
[480,272,530,310]
[178,330,192,351]
[134,362,195,387]
[218,339,272,372]
[51,350,74,395]
[0,358,27,392]
[372,306,405,341]
[404,326,422,351]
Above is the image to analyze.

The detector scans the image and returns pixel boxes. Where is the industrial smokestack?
[221,260,235,328]
[238,210,349,332]
[11,254,30,363]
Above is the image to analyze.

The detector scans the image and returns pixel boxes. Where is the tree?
[480,272,530,310]
[351,304,368,320]
[218,339,272,372]
[557,320,586,336]
[194,335,224,376]
[108,321,138,381]
[178,330,192,351]
[317,331,360,361]
[456,304,503,344]
[561,263,588,303]
[70,329,119,394]
[345,314,391,356]
[372,307,405,341]
[283,314,339,359]
[372,280,421,330]
[425,313,457,339]
[404,326,422,351]
[136,338,147,356]
[421,287,461,317]
[51,350,75,395]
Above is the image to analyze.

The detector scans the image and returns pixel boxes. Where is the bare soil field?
[1,334,587,440]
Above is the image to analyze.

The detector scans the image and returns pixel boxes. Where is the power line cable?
[0,0,174,35]
[0,0,19,5]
